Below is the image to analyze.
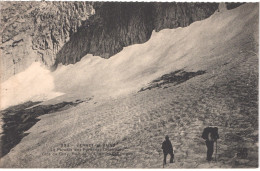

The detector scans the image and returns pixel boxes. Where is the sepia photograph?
[0,1,258,168]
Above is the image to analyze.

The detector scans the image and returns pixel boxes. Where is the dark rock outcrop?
[226,2,245,10]
[0,2,244,81]
[55,2,220,65]
[0,1,94,81]
[0,99,88,158]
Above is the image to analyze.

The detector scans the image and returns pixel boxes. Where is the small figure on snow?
[202,127,219,161]
[162,135,174,165]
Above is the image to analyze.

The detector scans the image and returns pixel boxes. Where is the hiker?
[202,127,219,161]
[162,135,174,164]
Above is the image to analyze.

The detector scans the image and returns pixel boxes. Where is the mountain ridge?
[0,2,244,81]
[0,3,258,168]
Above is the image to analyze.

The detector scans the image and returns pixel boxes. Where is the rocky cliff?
[55,2,221,65]
[0,2,243,81]
[0,1,94,81]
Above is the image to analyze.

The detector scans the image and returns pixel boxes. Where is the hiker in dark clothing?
[206,136,214,161]
[162,135,174,164]
[202,127,219,161]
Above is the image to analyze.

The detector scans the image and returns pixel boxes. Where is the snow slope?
[0,62,63,109]
[0,3,258,168]
[53,3,258,99]
[53,2,257,100]
[1,3,258,109]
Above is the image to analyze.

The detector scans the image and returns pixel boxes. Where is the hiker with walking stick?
[202,127,219,161]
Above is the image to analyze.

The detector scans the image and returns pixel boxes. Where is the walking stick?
[163,152,164,168]
[163,155,165,168]
[215,140,217,162]
[161,151,164,168]
[163,160,164,168]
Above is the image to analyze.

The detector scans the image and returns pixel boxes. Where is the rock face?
[0,1,94,81]
[55,2,220,65]
[0,2,243,81]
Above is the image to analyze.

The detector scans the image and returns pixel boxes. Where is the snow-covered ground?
[0,3,258,168]
[1,62,64,109]
[1,3,258,110]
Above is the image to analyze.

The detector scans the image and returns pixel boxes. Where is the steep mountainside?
[0,3,258,168]
[55,2,219,64]
[0,2,243,81]
[0,1,94,81]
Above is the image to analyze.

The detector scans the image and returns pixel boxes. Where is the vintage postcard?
[0,1,258,168]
